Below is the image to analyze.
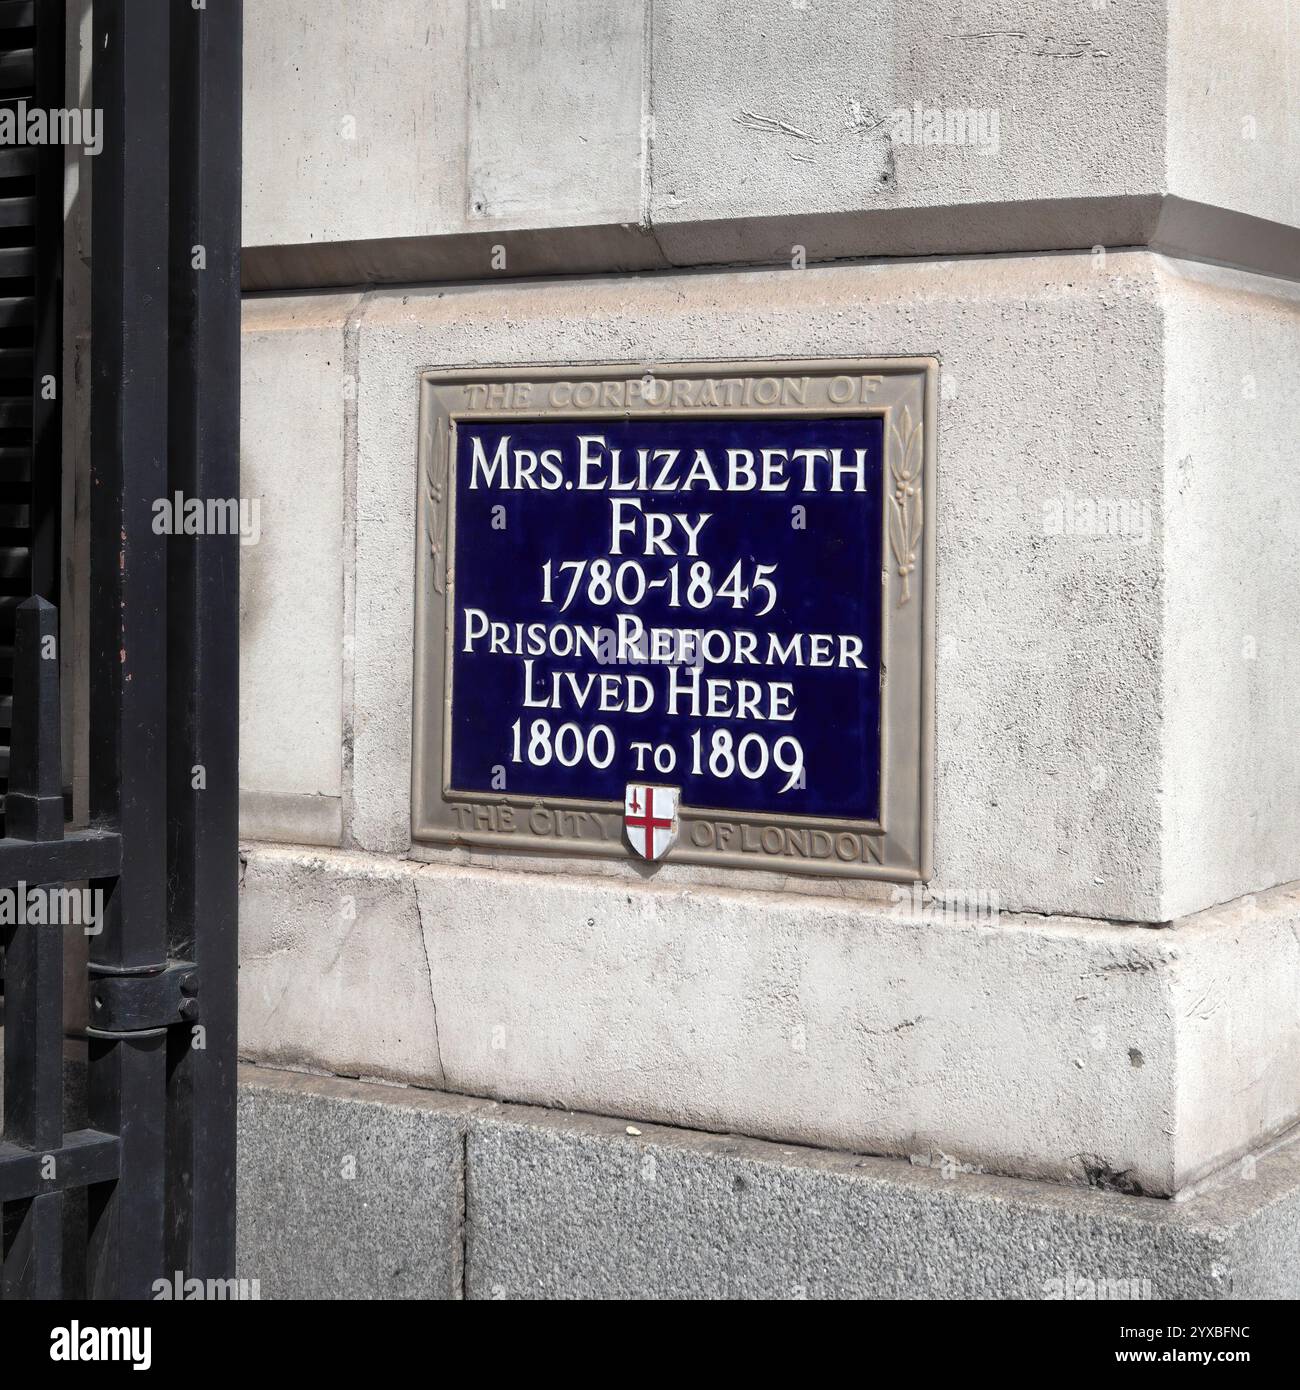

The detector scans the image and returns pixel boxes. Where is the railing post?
[164,0,243,1283]
[6,596,62,841]
[1,597,66,1297]
[86,0,172,1301]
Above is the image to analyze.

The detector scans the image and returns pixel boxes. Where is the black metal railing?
[0,0,240,1300]
[1,598,123,1297]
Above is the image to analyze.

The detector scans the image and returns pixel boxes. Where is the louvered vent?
[0,0,61,818]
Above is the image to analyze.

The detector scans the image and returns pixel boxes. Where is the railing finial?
[7,594,64,842]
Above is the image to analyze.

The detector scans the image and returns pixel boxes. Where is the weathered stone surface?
[648,0,1164,226]
[237,251,1300,1193]
[1166,1,1300,231]
[242,2,1300,272]
[465,1106,1241,1302]
[1160,258,1300,918]
[234,1065,1300,1300]
[241,256,1300,924]
[237,845,1300,1198]
[342,251,1300,922]
[228,2,1300,1293]
[238,847,444,1087]
[239,294,357,847]
[242,1,469,247]
[236,1066,483,1300]
[350,253,1170,915]
[466,0,644,229]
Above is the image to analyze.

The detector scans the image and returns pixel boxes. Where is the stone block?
[239,294,356,846]
[1160,258,1300,918]
[233,1065,1300,1300]
[238,847,444,1086]
[236,1066,481,1299]
[1166,1,1300,230]
[465,1103,1293,1301]
[242,0,469,247]
[648,0,1164,228]
[465,0,644,229]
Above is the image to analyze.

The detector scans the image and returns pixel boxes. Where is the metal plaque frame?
[412,358,935,882]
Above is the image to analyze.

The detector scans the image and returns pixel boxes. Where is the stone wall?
[236,1,1300,1206]
[236,1064,1300,1300]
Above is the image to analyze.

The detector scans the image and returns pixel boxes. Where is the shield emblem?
[624,783,679,861]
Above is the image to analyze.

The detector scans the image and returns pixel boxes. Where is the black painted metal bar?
[0,1129,121,1203]
[0,828,120,886]
[86,0,172,1300]
[0,913,63,1296]
[163,0,242,1283]
[87,4,170,945]
[85,1031,167,1300]
[1,596,68,1296]
[6,596,62,839]
[1,1193,60,1297]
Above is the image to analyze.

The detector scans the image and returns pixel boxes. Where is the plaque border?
[411,358,935,882]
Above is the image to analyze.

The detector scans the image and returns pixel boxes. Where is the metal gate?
[0,0,241,1299]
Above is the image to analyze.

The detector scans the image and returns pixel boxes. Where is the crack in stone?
[858,1015,924,1037]
[412,875,446,1088]
[458,1128,469,1301]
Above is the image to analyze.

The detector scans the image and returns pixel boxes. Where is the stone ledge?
[238,842,1300,1199]
[241,195,1300,293]
[236,1064,1300,1300]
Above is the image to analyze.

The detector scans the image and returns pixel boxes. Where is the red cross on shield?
[624,783,680,861]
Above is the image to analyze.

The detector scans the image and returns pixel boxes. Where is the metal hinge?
[87,961,200,1036]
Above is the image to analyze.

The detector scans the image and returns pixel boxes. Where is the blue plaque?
[413,362,934,882]
[448,416,885,821]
